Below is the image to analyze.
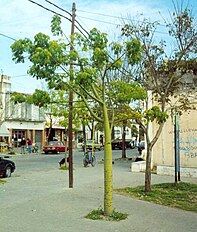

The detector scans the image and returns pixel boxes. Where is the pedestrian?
[20,137,26,154]
[27,138,32,154]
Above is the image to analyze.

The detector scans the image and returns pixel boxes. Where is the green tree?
[10,92,26,104]
[31,89,51,108]
[110,81,146,158]
[11,17,143,215]
[122,4,197,192]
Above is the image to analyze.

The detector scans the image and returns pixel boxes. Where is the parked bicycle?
[32,143,39,153]
[83,150,96,167]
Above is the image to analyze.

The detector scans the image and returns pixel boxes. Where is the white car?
[82,140,103,151]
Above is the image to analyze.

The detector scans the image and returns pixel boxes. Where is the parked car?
[43,141,66,154]
[138,140,145,154]
[129,140,136,149]
[111,139,133,150]
[82,140,103,151]
[0,157,16,178]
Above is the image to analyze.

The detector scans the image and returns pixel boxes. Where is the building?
[149,73,197,177]
[0,75,45,148]
[0,75,67,151]
[153,98,197,177]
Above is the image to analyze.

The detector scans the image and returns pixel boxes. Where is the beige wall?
[153,110,197,168]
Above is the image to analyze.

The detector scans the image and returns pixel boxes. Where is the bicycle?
[83,150,96,167]
[32,143,39,153]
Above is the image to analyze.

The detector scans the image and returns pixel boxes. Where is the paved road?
[0,150,196,232]
[9,148,138,173]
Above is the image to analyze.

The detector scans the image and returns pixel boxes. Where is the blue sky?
[0,0,196,93]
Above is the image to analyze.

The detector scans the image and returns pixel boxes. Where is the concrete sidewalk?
[0,159,196,232]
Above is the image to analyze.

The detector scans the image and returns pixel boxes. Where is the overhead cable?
[45,0,90,36]
[0,33,16,41]
[28,0,88,38]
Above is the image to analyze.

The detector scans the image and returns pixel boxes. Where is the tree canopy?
[11,16,146,215]
[122,4,197,192]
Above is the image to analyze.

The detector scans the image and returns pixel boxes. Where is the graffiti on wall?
[179,135,197,158]
[169,129,197,159]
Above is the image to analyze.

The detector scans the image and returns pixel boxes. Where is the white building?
[0,75,45,148]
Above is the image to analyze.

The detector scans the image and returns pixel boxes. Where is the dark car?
[43,141,66,154]
[138,141,145,154]
[111,139,132,150]
[0,157,15,178]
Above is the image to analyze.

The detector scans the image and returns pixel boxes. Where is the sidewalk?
[0,158,196,232]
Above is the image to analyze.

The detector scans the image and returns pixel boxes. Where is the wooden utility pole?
[68,2,76,188]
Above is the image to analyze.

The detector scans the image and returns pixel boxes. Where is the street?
[1,148,197,232]
[11,148,139,175]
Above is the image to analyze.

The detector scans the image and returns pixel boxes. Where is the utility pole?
[68,2,76,188]
[174,112,181,183]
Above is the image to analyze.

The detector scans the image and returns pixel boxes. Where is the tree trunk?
[91,121,94,140]
[103,103,113,216]
[82,123,86,154]
[144,122,164,192]
[145,145,152,192]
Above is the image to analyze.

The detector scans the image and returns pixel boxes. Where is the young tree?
[11,16,144,215]
[110,80,146,158]
[122,4,197,192]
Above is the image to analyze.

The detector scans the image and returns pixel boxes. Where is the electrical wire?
[0,33,16,41]
[1,0,171,84]
[28,0,88,38]
[44,0,90,36]
[28,0,169,38]
[77,15,122,27]
[77,9,167,27]
[78,9,125,20]
[45,0,72,17]
[76,15,169,36]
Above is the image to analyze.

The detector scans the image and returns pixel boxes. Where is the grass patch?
[85,207,128,221]
[0,179,6,184]
[59,165,69,170]
[115,182,197,212]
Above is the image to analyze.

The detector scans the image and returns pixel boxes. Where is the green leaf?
[51,15,63,36]
[144,106,168,124]
[11,92,26,104]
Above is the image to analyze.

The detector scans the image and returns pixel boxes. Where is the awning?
[0,123,10,137]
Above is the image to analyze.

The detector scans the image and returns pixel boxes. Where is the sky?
[0,0,196,94]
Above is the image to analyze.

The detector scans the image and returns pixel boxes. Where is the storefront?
[0,123,10,152]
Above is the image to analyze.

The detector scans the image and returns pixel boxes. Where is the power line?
[75,15,91,34]
[11,75,30,78]
[28,0,71,22]
[0,33,16,41]
[44,0,90,37]
[28,0,89,38]
[30,0,168,38]
[77,9,125,20]
[78,7,169,36]
[77,15,169,35]
[77,9,167,27]
[45,0,72,17]
[0,1,168,44]
[77,15,122,27]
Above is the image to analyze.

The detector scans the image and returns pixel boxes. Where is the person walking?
[27,138,32,154]
[20,137,26,154]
